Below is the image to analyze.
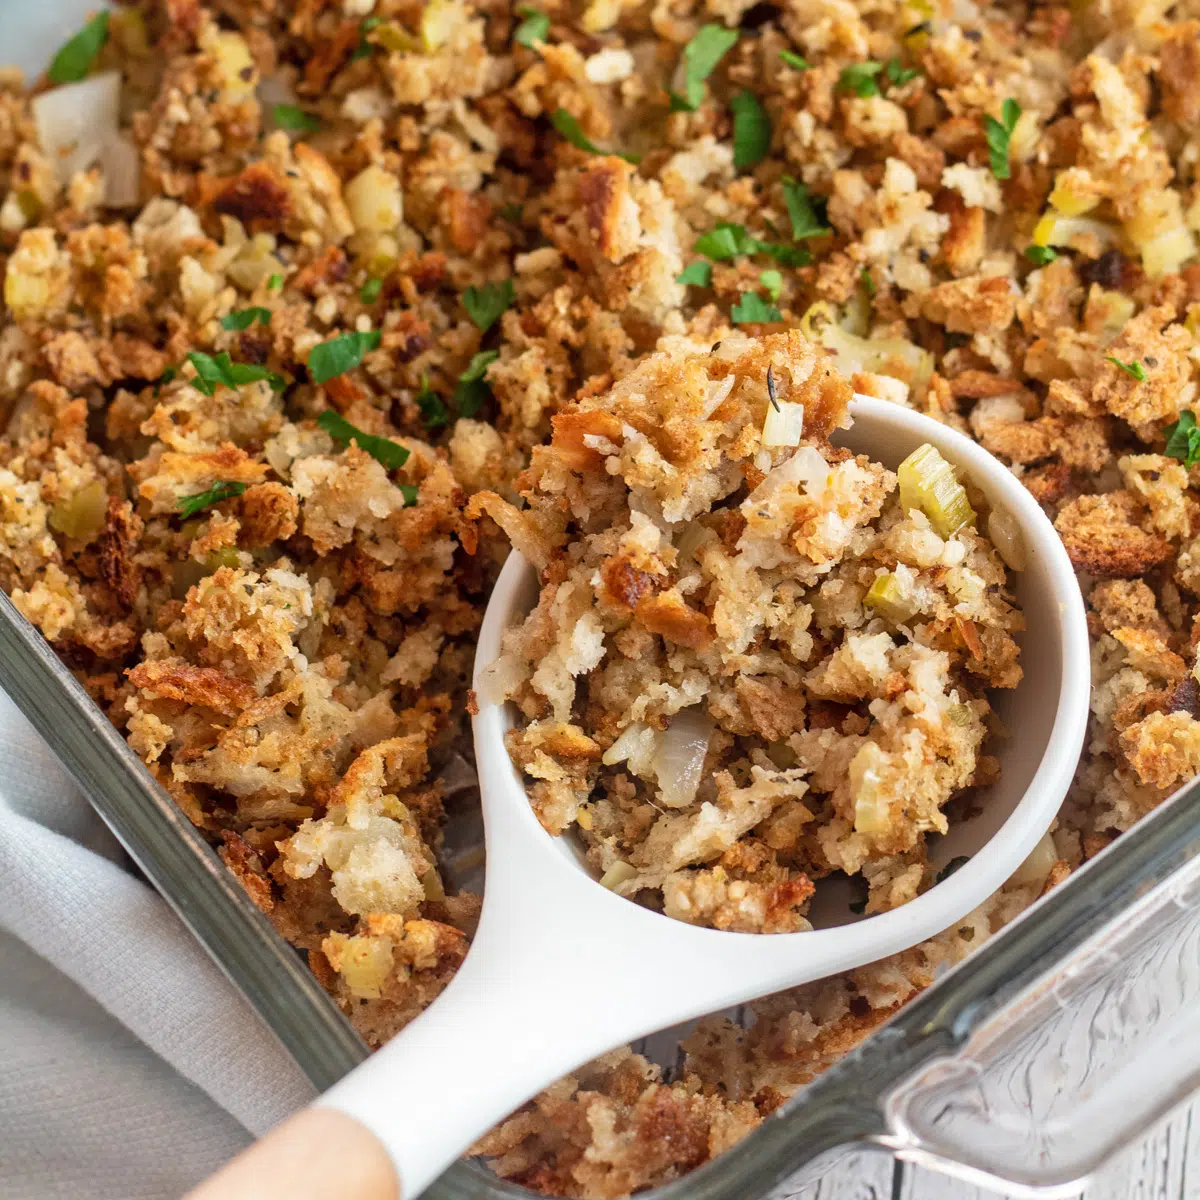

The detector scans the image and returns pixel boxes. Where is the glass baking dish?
[5,580,1200,1200]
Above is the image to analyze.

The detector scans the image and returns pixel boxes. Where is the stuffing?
[3,0,1200,1192]
[487,336,1021,931]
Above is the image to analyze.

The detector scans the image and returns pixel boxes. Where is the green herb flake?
[838,61,884,99]
[1024,245,1058,266]
[360,277,383,303]
[514,6,550,48]
[187,351,284,396]
[399,484,419,507]
[267,273,283,290]
[1165,410,1200,467]
[550,109,641,164]
[884,57,920,87]
[984,98,1021,181]
[694,223,755,261]
[731,291,782,324]
[416,376,450,430]
[48,12,109,84]
[154,365,177,396]
[308,330,382,385]
[778,50,811,72]
[1106,354,1147,382]
[936,855,970,884]
[317,410,410,470]
[462,279,515,333]
[350,16,382,60]
[177,481,247,520]
[670,24,739,112]
[759,269,783,302]
[860,268,877,296]
[499,203,523,222]
[693,222,809,267]
[730,90,771,170]
[220,307,271,332]
[273,104,321,133]
[676,262,713,287]
[781,176,829,240]
[453,349,500,418]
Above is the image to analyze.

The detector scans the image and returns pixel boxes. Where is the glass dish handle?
[874,826,1200,1195]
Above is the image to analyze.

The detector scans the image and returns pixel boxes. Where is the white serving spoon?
[190,395,1090,1200]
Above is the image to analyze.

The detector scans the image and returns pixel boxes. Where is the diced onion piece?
[987,507,1026,571]
[32,71,120,184]
[675,520,710,561]
[850,742,890,835]
[652,706,713,809]
[421,0,457,49]
[421,868,446,901]
[599,860,638,890]
[1049,173,1100,217]
[802,301,932,394]
[762,400,805,447]
[344,165,403,234]
[1141,226,1197,279]
[98,134,140,208]
[48,479,107,541]
[336,936,394,1000]
[602,722,660,779]
[898,443,976,537]
[1009,831,1059,888]
[947,703,973,727]
[864,572,916,622]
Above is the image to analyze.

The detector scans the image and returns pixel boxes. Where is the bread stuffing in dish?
[2,0,1200,1191]
[480,333,1023,930]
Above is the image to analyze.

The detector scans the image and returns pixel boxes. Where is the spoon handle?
[184,1107,398,1199]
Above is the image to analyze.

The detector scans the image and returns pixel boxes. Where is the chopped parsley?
[308,330,382,385]
[838,61,885,98]
[731,291,782,324]
[860,268,877,296]
[514,6,550,47]
[399,484,419,507]
[462,279,515,332]
[670,24,739,112]
[359,277,383,303]
[884,57,920,87]
[154,365,177,396]
[177,481,247,520]
[350,16,382,60]
[693,222,808,267]
[1106,354,1147,381]
[1024,245,1058,266]
[273,104,321,133]
[759,269,783,302]
[837,58,917,98]
[317,410,410,470]
[781,176,829,240]
[1165,410,1200,467]
[454,350,500,418]
[730,90,771,170]
[267,273,283,290]
[778,50,811,72]
[48,12,109,84]
[676,262,713,288]
[936,855,971,884]
[550,109,640,164]
[416,376,450,430]
[187,351,284,396]
[219,307,271,332]
[984,98,1021,180]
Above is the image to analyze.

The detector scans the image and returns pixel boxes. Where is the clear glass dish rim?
[3,587,1197,1200]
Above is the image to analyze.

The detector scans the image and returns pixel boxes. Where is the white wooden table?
[788,1107,1200,1199]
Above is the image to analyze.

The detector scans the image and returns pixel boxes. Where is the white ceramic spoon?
[190,395,1090,1200]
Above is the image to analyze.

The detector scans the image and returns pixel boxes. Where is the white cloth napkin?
[0,688,317,1199]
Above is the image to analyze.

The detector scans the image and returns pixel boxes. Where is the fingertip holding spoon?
[202,396,1090,1200]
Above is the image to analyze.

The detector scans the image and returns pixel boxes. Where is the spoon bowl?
[308,395,1090,1198]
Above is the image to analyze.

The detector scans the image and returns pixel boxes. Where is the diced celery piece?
[897,443,976,537]
[864,572,915,621]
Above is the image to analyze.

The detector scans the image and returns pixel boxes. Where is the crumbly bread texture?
[1,0,1200,1194]
[479,333,1022,929]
